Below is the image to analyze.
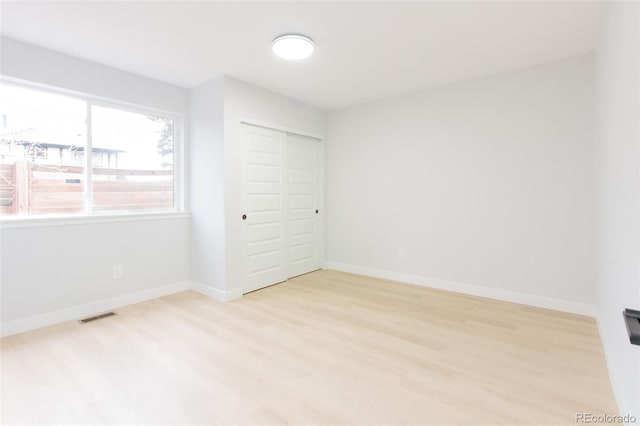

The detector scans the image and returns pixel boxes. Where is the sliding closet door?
[243,125,288,293]
[242,124,322,293]
[287,134,322,278]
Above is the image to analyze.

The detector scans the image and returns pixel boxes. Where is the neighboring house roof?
[10,140,125,154]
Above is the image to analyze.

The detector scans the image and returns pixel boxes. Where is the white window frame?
[0,76,187,228]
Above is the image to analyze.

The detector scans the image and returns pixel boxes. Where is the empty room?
[1,1,639,425]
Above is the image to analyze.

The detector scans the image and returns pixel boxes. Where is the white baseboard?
[1,281,246,338]
[328,262,596,317]
[189,281,243,302]
[0,281,193,337]
[596,315,637,425]
[2,264,595,336]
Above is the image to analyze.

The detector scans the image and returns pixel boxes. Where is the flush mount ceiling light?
[272,34,314,60]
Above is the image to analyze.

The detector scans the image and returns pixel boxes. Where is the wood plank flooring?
[0,270,618,425]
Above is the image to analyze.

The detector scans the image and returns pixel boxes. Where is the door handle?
[315,209,319,214]
[242,214,247,220]
[624,308,640,345]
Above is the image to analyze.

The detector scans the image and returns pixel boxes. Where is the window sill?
[0,211,191,229]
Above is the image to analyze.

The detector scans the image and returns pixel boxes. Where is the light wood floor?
[1,270,617,425]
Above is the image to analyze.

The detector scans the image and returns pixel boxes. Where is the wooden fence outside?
[0,161,173,215]
[0,163,17,215]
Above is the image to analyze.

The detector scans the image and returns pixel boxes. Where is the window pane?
[0,83,86,216]
[91,106,174,212]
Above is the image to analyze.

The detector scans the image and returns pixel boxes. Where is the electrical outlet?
[398,249,406,260]
[113,265,123,280]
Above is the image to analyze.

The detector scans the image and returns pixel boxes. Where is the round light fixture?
[272,34,314,60]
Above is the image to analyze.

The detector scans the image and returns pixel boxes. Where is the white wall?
[222,76,327,294]
[327,55,595,313]
[0,39,190,332]
[1,218,189,322]
[189,77,226,292]
[594,2,640,421]
[1,37,187,113]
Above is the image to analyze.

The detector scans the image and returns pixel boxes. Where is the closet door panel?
[287,134,321,278]
[243,125,288,293]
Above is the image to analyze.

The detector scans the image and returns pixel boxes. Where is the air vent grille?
[79,312,116,324]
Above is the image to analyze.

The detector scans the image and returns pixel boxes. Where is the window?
[25,145,48,159]
[0,81,180,217]
[91,106,174,212]
[0,84,86,215]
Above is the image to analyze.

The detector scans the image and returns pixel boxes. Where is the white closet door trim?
[240,117,323,141]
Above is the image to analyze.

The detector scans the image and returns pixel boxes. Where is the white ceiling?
[1,1,604,110]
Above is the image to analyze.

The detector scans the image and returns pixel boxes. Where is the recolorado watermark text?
[576,413,637,424]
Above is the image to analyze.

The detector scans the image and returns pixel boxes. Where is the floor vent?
[79,312,116,324]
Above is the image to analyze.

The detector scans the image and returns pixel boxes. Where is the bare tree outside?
[147,116,174,170]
